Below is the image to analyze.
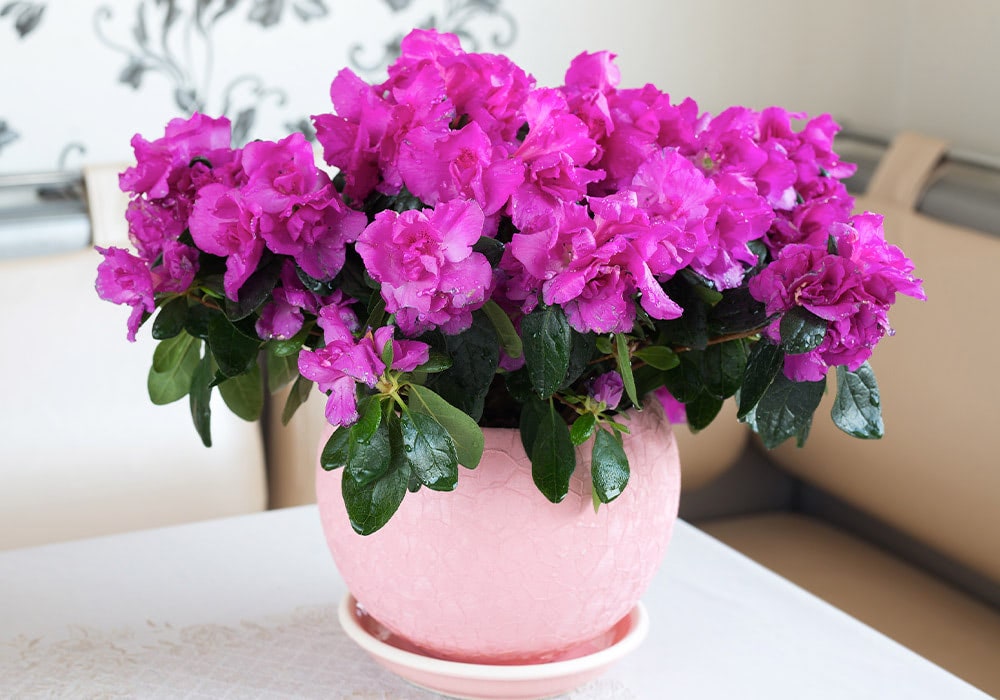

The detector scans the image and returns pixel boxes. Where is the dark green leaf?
[321,427,351,471]
[380,334,395,368]
[655,276,709,350]
[407,384,484,468]
[591,428,630,503]
[346,408,392,486]
[266,346,299,393]
[189,352,214,447]
[832,362,884,439]
[341,451,409,535]
[271,324,312,357]
[562,331,596,390]
[184,302,212,340]
[207,312,262,377]
[531,402,576,503]
[780,306,828,355]
[426,312,498,421]
[482,300,522,359]
[747,374,826,449]
[519,398,548,458]
[706,286,769,338]
[685,391,724,432]
[218,364,264,421]
[472,235,504,267]
[570,412,597,446]
[295,266,338,295]
[363,293,387,333]
[353,396,383,443]
[152,297,188,340]
[615,333,640,408]
[521,305,571,399]
[738,340,784,419]
[417,350,453,374]
[701,339,748,399]
[661,352,704,404]
[635,345,680,371]
[148,333,201,405]
[224,254,282,320]
[595,335,614,355]
[400,411,459,491]
[281,375,314,426]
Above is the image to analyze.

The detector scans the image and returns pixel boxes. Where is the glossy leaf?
[345,406,392,487]
[189,352,215,447]
[207,312,261,377]
[562,331,596,390]
[152,297,188,340]
[427,312,498,421]
[271,325,312,357]
[341,452,410,535]
[747,374,826,449]
[320,427,351,471]
[148,333,201,405]
[832,362,884,439]
[779,306,828,355]
[408,384,484,469]
[281,374,313,426]
[521,305,571,399]
[591,428,630,503]
[570,413,597,446]
[400,411,459,491]
[737,340,784,420]
[531,402,576,503]
[482,300,522,359]
[661,353,704,404]
[635,345,680,371]
[615,333,640,408]
[224,254,282,320]
[685,390,724,432]
[518,398,548,458]
[701,339,748,400]
[218,364,264,421]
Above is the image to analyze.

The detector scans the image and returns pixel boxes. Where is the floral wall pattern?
[0,0,519,172]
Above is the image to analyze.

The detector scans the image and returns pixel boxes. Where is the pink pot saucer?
[338,593,648,699]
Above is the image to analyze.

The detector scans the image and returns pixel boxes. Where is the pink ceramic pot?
[316,400,681,664]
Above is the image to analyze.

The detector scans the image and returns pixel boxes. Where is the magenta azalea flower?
[298,325,429,427]
[189,183,263,300]
[749,213,925,381]
[356,200,492,335]
[95,246,155,342]
[119,113,233,200]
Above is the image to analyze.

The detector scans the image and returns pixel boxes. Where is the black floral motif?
[0,119,18,154]
[1,1,45,38]
[94,0,328,144]
[350,0,517,74]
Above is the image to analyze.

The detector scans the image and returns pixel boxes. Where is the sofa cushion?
[701,512,1000,696]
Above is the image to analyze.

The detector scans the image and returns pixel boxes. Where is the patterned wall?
[0,0,519,174]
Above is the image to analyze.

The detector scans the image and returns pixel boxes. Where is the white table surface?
[0,505,990,699]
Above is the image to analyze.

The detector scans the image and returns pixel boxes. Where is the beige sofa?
[689,132,1000,696]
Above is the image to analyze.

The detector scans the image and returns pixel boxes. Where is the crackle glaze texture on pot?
[315,401,681,664]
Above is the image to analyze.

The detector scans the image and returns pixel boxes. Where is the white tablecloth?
[0,506,989,699]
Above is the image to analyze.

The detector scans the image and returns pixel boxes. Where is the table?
[0,506,989,699]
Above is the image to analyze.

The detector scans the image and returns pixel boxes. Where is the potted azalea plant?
[96,28,923,670]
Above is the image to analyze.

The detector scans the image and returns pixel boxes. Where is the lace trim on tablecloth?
[0,604,637,699]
